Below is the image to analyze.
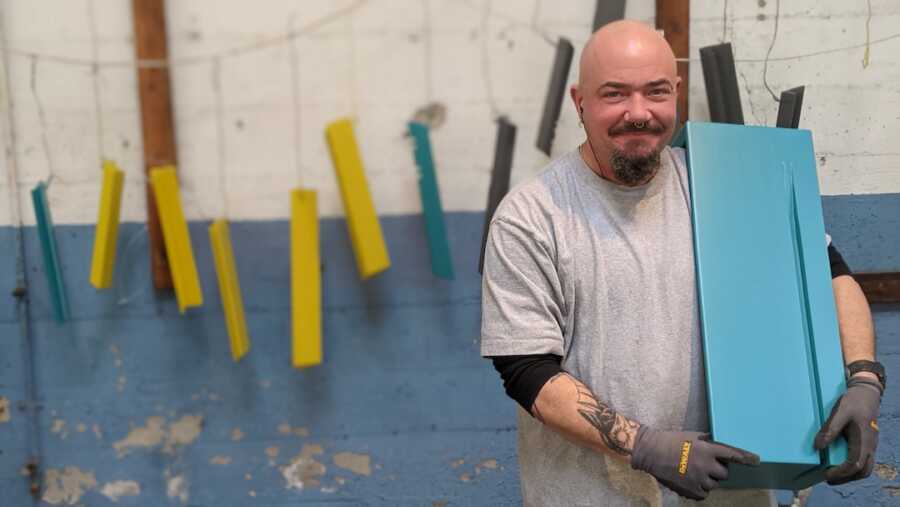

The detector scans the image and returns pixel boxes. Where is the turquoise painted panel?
[680,122,848,490]
[31,182,69,323]
[409,121,454,279]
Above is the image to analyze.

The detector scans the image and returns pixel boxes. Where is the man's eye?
[649,89,667,96]
[604,92,622,98]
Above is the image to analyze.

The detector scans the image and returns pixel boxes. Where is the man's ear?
[569,85,583,119]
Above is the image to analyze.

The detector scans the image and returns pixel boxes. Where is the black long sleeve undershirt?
[490,244,853,416]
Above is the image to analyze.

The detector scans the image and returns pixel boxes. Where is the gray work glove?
[630,427,760,501]
[814,377,882,485]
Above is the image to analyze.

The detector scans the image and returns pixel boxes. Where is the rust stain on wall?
[0,396,10,423]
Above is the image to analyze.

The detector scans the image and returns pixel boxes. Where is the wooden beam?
[853,272,900,304]
[132,0,176,289]
[656,0,689,130]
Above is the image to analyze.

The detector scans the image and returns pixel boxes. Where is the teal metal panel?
[409,122,454,279]
[679,122,848,490]
[31,182,69,323]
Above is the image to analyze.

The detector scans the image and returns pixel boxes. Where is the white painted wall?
[0,0,897,226]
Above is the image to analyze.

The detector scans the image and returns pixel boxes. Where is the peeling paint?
[165,472,189,505]
[231,427,244,441]
[113,416,166,457]
[282,444,326,491]
[0,396,9,423]
[433,502,448,507]
[885,485,900,497]
[42,467,97,505]
[411,101,448,129]
[875,463,898,481]
[92,424,103,440]
[335,476,347,485]
[116,376,127,392]
[248,490,257,497]
[210,455,232,465]
[277,423,309,437]
[475,458,498,474]
[450,458,465,469]
[459,472,471,483]
[51,419,69,439]
[76,423,86,433]
[164,414,204,454]
[333,452,371,476]
[100,480,140,502]
[245,473,252,480]
[266,446,280,466]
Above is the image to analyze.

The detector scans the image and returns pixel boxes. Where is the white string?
[287,13,303,188]
[0,0,368,71]
[211,57,228,219]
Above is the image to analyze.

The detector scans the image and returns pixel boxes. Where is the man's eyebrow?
[599,79,673,90]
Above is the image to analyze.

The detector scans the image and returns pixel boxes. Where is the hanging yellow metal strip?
[209,219,250,362]
[89,160,125,289]
[149,166,203,312]
[291,189,322,368]
[325,118,390,279]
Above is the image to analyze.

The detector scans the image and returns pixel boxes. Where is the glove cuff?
[847,376,884,398]
[629,425,654,472]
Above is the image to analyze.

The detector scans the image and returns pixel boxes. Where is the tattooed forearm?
[574,381,639,456]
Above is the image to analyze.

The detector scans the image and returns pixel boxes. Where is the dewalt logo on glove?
[678,441,692,475]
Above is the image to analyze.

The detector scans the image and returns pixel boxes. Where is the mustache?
[608,121,666,135]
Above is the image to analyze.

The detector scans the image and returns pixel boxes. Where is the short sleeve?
[480,218,566,357]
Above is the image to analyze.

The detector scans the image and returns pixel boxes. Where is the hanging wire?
[211,57,229,219]
[87,0,104,162]
[761,0,782,102]
[0,0,367,71]
[287,14,303,188]
[29,55,58,188]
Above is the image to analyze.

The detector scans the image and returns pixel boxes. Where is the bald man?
[481,20,881,506]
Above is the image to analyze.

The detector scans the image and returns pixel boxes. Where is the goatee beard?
[610,148,662,185]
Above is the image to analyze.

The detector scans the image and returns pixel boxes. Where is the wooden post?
[132,0,177,289]
[656,0,689,130]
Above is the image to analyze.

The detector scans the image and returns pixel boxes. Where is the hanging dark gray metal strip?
[777,86,805,129]
[700,43,744,124]
[593,0,626,31]
[700,45,727,123]
[715,43,744,124]
[479,116,517,274]
[536,38,574,156]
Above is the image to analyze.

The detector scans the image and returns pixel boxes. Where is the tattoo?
[573,380,639,456]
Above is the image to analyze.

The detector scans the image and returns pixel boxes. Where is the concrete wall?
[0,1,897,505]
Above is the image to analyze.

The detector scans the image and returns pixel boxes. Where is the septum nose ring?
[633,121,646,129]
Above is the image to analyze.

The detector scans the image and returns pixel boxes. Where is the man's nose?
[623,95,652,123]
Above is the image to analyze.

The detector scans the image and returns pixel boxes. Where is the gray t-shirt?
[480,147,774,507]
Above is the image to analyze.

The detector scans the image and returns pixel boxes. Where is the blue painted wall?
[0,195,898,505]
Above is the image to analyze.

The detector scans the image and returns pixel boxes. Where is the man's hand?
[630,427,760,501]
[814,376,882,485]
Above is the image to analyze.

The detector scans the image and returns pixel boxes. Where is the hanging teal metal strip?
[31,182,69,323]
[408,121,454,279]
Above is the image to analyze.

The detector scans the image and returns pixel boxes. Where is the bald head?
[570,20,681,187]
[578,20,677,90]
